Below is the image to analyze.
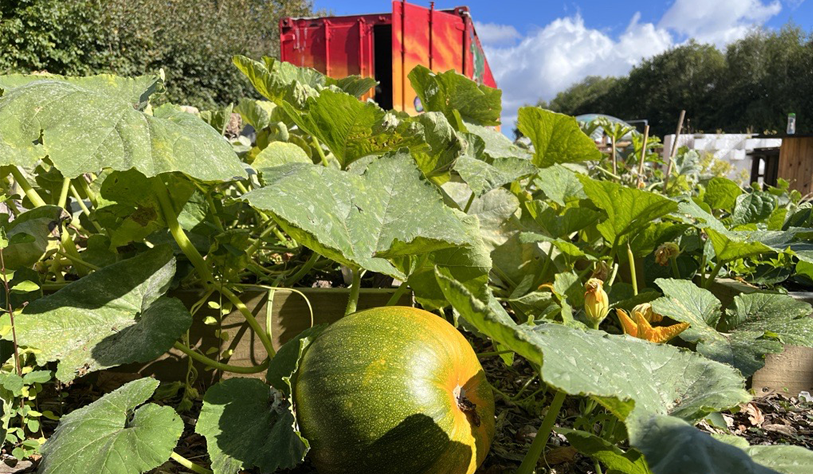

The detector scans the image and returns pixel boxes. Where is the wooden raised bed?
[117,287,412,387]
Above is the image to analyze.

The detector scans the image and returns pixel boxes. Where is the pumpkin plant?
[0,54,812,474]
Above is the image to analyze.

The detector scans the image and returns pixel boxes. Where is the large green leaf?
[517,107,601,167]
[94,171,196,247]
[732,192,777,225]
[280,89,424,169]
[746,445,813,474]
[653,279,813,376]
[233,56,376,109]
[453,155,536,196]
[525,200,601,239]
[706,228,774,262]
[0,205,65,270]
[676,199,729,234]
[243,153,476,279]
[253,142,312,174]
[631,415,786,474]
[234,98,277,130]
[432,271,799,474]
[197,378,308,474]
[579,176,678,245]
[704,177,743,212]
[10,246,191,382]
[533,164,587,206]
[39,378,183,474]
[0,73,163,110]
[411,112,465,179]
[559,428,651,474]
[407,65,502,126]
[464,122,532,160]
[0,82,245,181]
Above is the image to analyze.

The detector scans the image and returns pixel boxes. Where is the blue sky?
[314,0,811,127]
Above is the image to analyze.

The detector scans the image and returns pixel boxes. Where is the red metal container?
[280,1,497,115]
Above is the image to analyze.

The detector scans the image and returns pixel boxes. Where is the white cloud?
[474,22,522,45]
[486,15,672,128]
[659,0,781,46]
[486,0,783,131]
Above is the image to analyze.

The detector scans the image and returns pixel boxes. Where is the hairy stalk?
[345,267,362,316]
[463,192,476,213]
[57,177,71,209]
[204,191,225,233]
[627,243,638,296]
[386,282,411,306]
[170,452,213,474]
[705,262,724,289]
[516,391,567,474]
[59,229,88,277]
[284,251,320,287]
[54,250,101,271]
[311,136,329,167]
[9,167,46,207]
[75,176,99,208]
[69,185,103,233]
[0,249,22,376]
[172,342,268,374]
[670,256,681,279]
[245,223,280,259]
[154,179,276,357]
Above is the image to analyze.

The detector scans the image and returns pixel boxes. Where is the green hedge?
[0,0,314,108]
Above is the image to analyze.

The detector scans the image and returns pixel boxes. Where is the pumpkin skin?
[293,306,495,474]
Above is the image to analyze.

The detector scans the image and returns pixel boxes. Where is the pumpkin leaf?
[525,200,601,239]
[9,246,191,382]
[39,378,183,474]
[253,142,313,174]
[279,89,424,169]
[631,415,784,474]
[704,177,743,212]
[579,176,678,246]
[652,279,813,376]
[411,112,465,179]
[0,205,65,270]
[706,228,774,262]
[517,107,601,168]
[266,325,327,395]
[745,445,813,474]
[407,65,501,126]
[0,82,245,181]
[197,378,308,474]
[559,428,651,474]
[243,153,476,279]
[234,98,277,130]
[0,73,163,110]
[732,192,777,225]
[533,164,587,206]
[454,155,536,197]
[464,122,532,160]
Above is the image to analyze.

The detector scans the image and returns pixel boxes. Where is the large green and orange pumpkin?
[293,306,495,474]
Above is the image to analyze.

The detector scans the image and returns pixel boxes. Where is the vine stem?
[9,167,46,207]
[172,342,268,374]
[627,243,638,296]
[386,282,410,306]
[284,251,320,287]
[0,249,22,376]
[345,267,361,316]
[54,250,101,271]
[705,262,724,289]
[516,390,567,474]
[670,256,681,279]
[153,179,276,358]
[311,136,329,167]
[57,177,71,209]
[245,223,281,260]
[69,185,103,233]
[170,452,213,474]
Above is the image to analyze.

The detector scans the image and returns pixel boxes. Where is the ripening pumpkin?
[293,306,495,474]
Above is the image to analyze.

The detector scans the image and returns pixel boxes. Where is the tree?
[0,0,315,108]
[542,76,619,116]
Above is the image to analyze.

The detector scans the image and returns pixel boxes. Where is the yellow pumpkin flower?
[584,278,609,328]
[616,308,689,343]
[654,242,680,266]
[631,302,663,323]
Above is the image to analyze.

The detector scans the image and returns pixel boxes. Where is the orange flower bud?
[584,278,609,327]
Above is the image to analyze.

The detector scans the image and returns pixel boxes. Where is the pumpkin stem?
[456,387,481,427]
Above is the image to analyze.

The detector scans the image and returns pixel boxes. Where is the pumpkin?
[293,306,495,474]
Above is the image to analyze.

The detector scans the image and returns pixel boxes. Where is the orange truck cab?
[279,1,497,115]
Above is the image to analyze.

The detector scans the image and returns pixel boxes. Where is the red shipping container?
[280,1,497,115]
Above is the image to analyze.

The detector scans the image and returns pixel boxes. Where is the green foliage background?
[538,26,813,137]
[0,0,314,108]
